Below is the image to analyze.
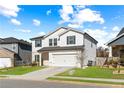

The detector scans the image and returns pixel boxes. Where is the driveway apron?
[8,67,72,81]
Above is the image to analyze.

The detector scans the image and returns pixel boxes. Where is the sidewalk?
[51,76,124,83]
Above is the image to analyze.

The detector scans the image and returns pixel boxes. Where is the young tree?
[76,49,86,68]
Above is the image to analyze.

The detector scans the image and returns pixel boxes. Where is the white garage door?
[0,58,12,68]
[52,54,77,67]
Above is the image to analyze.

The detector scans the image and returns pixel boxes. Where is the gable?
[0,48,15,58]
[44,27,68,39]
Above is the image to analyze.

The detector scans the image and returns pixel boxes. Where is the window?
[87,60,93,66]
[35,39,41,47]
[54,38,57,46]
[67,36,75,44]
[49,38,57,46]
[49,39,52,46]
[35,55,40,62]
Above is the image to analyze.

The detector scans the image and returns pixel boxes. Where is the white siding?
[42,28,67,47]
[84,38,97,66]
[59,30,84,46]
[32,40,42,53]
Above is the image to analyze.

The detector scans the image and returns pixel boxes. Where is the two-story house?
[0,37,31,68]
[31,27,98,67]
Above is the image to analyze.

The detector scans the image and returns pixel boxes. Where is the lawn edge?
[47,77,124,86]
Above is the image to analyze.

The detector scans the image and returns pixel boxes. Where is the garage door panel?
[52,54,77,67]
[0,58,12,68]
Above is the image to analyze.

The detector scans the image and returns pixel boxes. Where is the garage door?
[52,54,77,67]
[0,58,12,68]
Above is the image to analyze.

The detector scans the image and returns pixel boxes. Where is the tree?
[76,49,86,68]
[97,46,109,57]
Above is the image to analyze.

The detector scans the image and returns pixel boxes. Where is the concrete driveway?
[9,67,72,80]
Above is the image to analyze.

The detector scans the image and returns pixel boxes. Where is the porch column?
[39,53,42,66]
[109,46,112,57]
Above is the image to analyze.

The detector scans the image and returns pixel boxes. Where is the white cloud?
[39,31,46,35]
[112,26,120,31]
[59,5,73,24]
[74,8,104,24]
[46,9,51,15]
[59,5,104,28]
[68,23,82,28]
[84,28,118,47]
[33,19,41,26]
[10,18,21,25]
[0,2,20,17]
[16,29,31,33]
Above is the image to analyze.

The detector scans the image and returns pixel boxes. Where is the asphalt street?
[0,79,112,88]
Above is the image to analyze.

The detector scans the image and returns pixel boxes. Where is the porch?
[111,45,124,58]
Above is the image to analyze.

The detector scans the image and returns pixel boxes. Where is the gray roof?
[0,37,31,46]
[106,27,124,46]
[117,27,124,37]
[38,45,84,52]
[30,35,45,40]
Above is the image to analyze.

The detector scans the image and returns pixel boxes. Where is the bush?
[120,57,124,66]
[108,59,118,68]
[31,61,38,66]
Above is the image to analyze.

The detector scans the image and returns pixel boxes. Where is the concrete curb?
[51,76,124,83]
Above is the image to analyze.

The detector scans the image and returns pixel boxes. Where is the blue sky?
[0,5,124,46]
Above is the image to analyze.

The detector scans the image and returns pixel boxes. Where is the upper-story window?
[54,38,57,46]
[49,38,57,46]
[67,36,76,45]
[49,39,52,46]
[35,39,42,47]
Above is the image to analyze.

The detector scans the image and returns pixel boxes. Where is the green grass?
[0,66,45,75]
[0,76,7,78]
[47,77,124,85]
[57,66,124,79]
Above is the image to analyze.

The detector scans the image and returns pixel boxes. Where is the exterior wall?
[84,38,97,66]
[0,49,14,67]
[32,52,42,66]
[59,30,84,46]
[42,28,67,47]
[0,43,18,53]
[18,45,31,65]
[32,39,42,53]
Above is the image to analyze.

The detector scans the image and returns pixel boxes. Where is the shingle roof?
[0,37,31,45]
[30,35,45,40]
[106,27,124,46]
[38,45,84,52]
[117,27,124,37]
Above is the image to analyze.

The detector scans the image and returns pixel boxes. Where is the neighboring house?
[0,37,31,68]
[31,27,98,67]
[107,27,124,58]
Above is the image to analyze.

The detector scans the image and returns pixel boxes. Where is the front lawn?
[0,66,45,75]
[57,66,124,79]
